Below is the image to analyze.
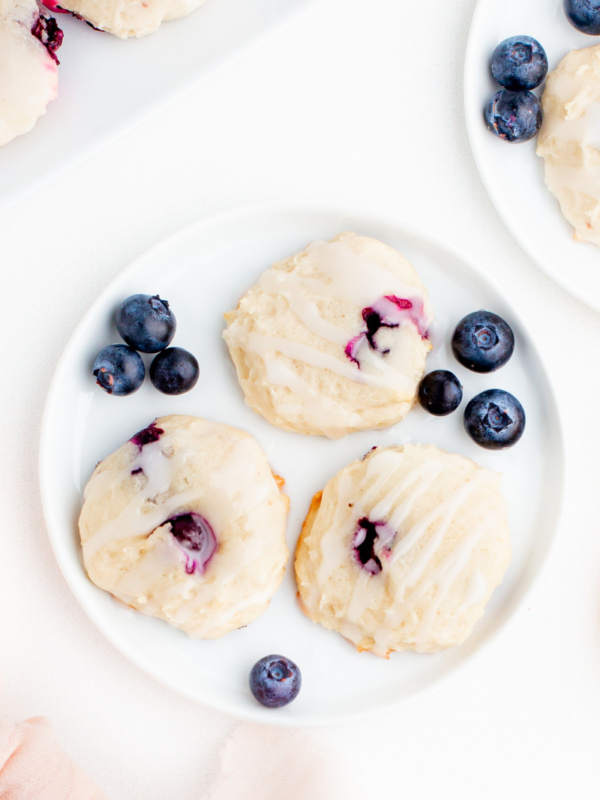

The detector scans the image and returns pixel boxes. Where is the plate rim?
[463,0,600,312]
[0,0,326,215]
[39,198,568,726]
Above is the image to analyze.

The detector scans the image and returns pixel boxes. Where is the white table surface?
[1,0,598,797]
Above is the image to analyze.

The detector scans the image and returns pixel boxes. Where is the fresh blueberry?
[249,655,301,708]
[490,36,548,90]
[418,370,463,416]
[452,310,515,373]
[564,0,600,34]
[168,513,216,575]
[149,347,199,395]
[115,294,176,353]
[93,344,145,396]
[464,389,525,449]
[484,90,542,143]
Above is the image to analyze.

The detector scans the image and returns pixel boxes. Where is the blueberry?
[249,655,301,708]
[418,370,463,416]
[130,423,164,448]
[93,344,145,396]
[31,14,64,64]
[490,36,548,90]
[149,347,199,395]
[484,90,542,143]
[352,517,395,575]
[564,0,600,34]
[452,310,515,373]
[168,513,216,575]
[464,389,525,449]
[115,294,176,353]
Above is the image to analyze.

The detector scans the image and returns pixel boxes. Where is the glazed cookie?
[295,444,511,656]
[79,415,289,638]
[44,0,207,38]
[0,0,62,147]
[223,233,433,439]
[537,45,600,247]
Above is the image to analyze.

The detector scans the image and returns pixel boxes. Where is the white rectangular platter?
[0,0,322,212]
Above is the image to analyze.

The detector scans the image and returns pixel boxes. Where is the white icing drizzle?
[240,330,412,392]
[305,448,501,655]
[81,423,286,634]
[378,513,494,653]
[263,357,363,436]
[457,568,488,614]
[82,438,191,560]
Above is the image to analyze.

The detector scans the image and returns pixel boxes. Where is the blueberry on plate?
[490,36,548,90]
[484,89,542,143]
[564,0,600,34]
[418,370,463,416]
[249,655,301,708]
[115,294,176,353]
[464,389,525,449]
[93,344,145,396]
[149,347,199,395]
[452,310,515,373]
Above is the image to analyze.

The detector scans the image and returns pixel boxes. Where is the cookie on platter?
[223,232,433,439]
[295,443,511,656]
[0,0,63,147]
[79,414,289,638]
[44,0,208,38]
[537,44,600,247]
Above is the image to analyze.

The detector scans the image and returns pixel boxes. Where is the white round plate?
[465,0,600,310]
[40,201,564,726]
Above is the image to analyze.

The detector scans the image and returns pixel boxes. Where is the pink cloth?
[205,723,364,800]
[0,717,105,800]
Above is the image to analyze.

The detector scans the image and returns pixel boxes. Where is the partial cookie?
[223,233,433,439]
[0,0,63,147]
[537,45,600,247]
[79,415,289,638]
[44,0,207,38]
[295,444,511,656]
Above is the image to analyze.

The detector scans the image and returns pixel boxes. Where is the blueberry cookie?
[223,233,433,439]
[537,45,600,247]
[295,444,511,656]
[79,415,289,638]
[0,0,62,147]
[45,0,207,38]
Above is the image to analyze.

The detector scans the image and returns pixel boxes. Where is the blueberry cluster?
[417,310,525,450]
[484,36,547,143]
[92,294,199,396]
